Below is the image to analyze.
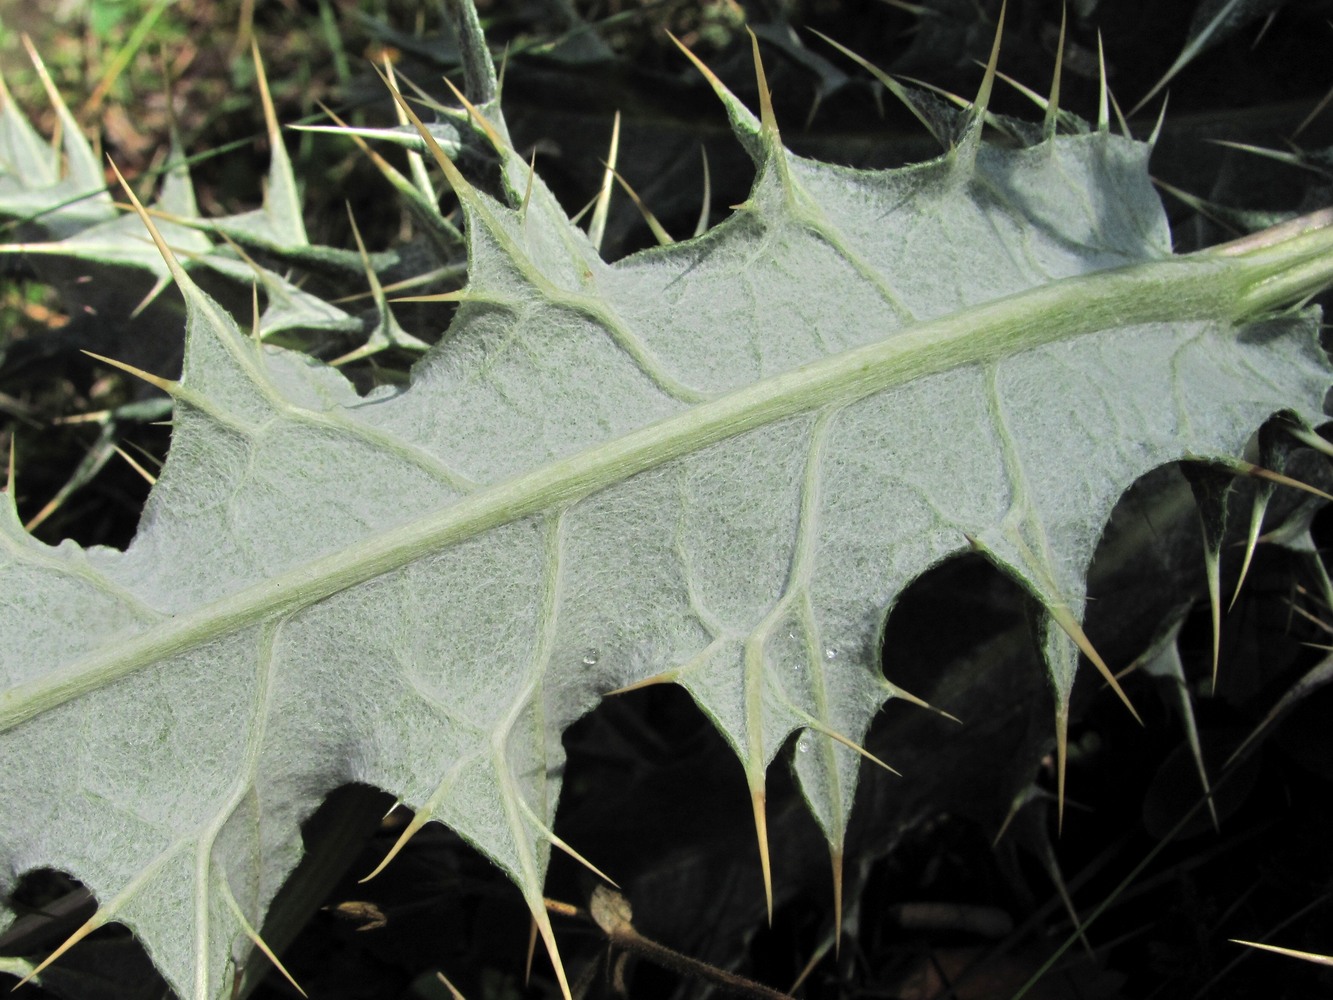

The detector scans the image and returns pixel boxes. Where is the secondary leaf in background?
[2,10,1333,1000]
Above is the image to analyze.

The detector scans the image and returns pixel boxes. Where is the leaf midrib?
[0,244,1303,731]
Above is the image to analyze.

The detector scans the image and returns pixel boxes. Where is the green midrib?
[3,225,1330,731]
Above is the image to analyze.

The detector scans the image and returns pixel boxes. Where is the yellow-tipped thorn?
[883,679,963,725]
[693,145,711,238]
[222,882,308,997]
[1239,461,1333,502]
[313,100,401,181]
[1229,939,1333,967]
[969,532,1137,722]
[955,6,1006,167]
[529,898,573,1000]
[373,65,474,202]
[1043,5,1066,139]
[13,909,107,989]
[21,35,59,109]
[214,231,264,277]
[112,445,156,486]
[550,833,619,889]
[1295,79,1333,137]
[1054,701,1069,834]
[81,350,178,395]
[1283,422,1333,458]
[1096,32,1109,133]
[977,63,1049,113]
[808,28,944,147]
[1041,842,1094,958]
[359,811,427,883]
[972,0,1006,125]
[1229,501,1265,612]
[250,40,280,152]
[21,36,92,185]
[569,191,599,226]
[524,916,538,986]
[345,204,376,278]
[667,31,758,133]
[250,281,262,342]
[991,789,1026,847]
[666,31,712,81]
[1108,86,1132,139]
[588,111,620,251]
[436,971,468,1000]
[327,202,426,367]
[751,783,774,924]
[789,946,826,995]
[801,720,900,775]
[1148,93,1170,147]
[439,74,505,152]
[1203,543,1222,690]
[377,61,438,201]
[107,159,189,287]
[1047,602,1142,725]
[129,276,172,321]
[25,493,60,533]
[830,848,843,957]
[520,151,537,221]
[747,29,780,140]
[515,797,619,888]
[388,290,470,305]
[604,163,674,246]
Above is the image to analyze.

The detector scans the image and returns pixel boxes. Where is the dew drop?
[823,647,837,661]
[797,736,812,754]
[581,649,600,667]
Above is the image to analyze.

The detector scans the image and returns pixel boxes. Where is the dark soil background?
[2,2,1333,999]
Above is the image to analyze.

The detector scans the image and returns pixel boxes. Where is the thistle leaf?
[2,17,1332,1000]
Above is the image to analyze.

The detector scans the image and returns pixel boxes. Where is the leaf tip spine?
[960,0,1005,167]
[375,65,476,208]
[1054,701,1068,835]
[809,29,945,149]
[81,349,179,396]
[16,908,107,989]
[751,782,773,924]
[222,880,308,997]
[1096,31,1109,134]
[831,848,843,955]
[250,39,280,152]
[1240,461,1333,503]
[668,31,763,140]
[1148,92,1170,147]
[440,73,505,154]
[1042,4,1066,140]
[1051,602,1142,726]
[359,811,427,883]
[530,899,573,1000]
[107,158,192,291]
[747,29,781,143]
